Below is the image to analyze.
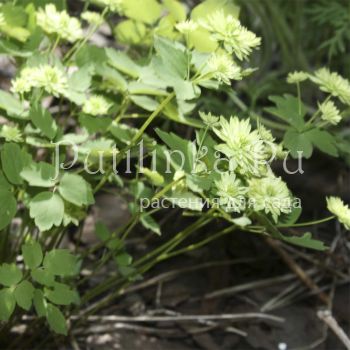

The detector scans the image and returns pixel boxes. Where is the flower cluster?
[210,116,291,221]
[0,125,23,143]
[215,172,247,213]
[287,71,309,84]
[199,112,219,128]
[81,11,104,27]
[83,95,112,116]
[93,0,124,13]
[248,174,292,222]
[36,4,83,43]
[310,68,350,106]
[207,53,242,85]
[213,116,266,176]
[11,65,68,97]
[200,10,261,61]
[175,20,198,34]
[327,196,350,230]
[318,100,342,125]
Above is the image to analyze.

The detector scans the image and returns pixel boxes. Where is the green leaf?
[257,213,327,251]
[191,0,239,20]
[95,222,110,242]
[33,289,46,317]
[43,249,78,277]
[128,82,167,96]
[166,192,203,211]
[0,39,32,58]
[2,4,27,26]
[0,263,22,287]
[0,189,17,231]
[68,65,92,93]
[1,143,25,184]
[114,20,147,45]
[265,94,306,131]
[46,303,67,335]
[21,162,58,188]
[0,25,30,42]
[14,280,34,311]
[282,232,328,251]
[163,0,186,21]
[45,283,78,306]
[31,268,55,287]
[283,129,313,159]
[307,129,339,157]
[0,288,16,321]
[115,252,133,267]
[106,48,141,78]
[140,214,161,235]
[189,28,218,53]
[29,104,57,140]
[130,95,160,112]
[79,114,112,134]
[0,170,11,191]
[95,222,123,250]
[155,129,194,172]
[278,205,302,225]
[29,192,64,231]
[123,0,162,24]
[22,241,43,269]
[58,173,94,207]
[0,90,25,117]
[154,36,188,80]
[174,80,199,101]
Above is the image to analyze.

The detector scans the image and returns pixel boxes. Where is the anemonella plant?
[0,0,348,343]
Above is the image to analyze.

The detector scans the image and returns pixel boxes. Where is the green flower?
[37,65,68,96]
[310,68,350,106]
[215,172,247,213]
[36,4,83,43]
[81,11,104,26]
[140,167,164,187]
[0,125,23,143]
[93,0,124,13]
[207,53,242,85]
[214,116,265,176]
[287,71,309,84]
[200,10,261,60]
[327,196,350,230]
[318,100,342,125]
[175,20,198,34]
[83,95,112,116]
[248,174,292,222]
[199,111,220,128]
[11,65,68,97]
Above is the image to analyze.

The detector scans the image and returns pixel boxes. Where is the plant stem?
[277,216,335,228]
[80,213,213,304]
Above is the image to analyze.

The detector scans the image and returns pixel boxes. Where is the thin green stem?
[297,82,301,116]
[277,216,335,228]
[160,225,236,260]
[152,176,185,200]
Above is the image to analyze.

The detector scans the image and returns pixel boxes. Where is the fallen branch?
[78,313,284,324]
[317,310,350,350]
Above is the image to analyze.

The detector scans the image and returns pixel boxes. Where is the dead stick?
[317,310,350,349]
[266,238,329,304]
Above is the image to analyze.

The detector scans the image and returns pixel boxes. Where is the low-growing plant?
[0,0,349,345]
